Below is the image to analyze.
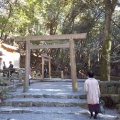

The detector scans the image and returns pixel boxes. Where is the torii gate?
[41,54,52,79]
[14,33,87,92]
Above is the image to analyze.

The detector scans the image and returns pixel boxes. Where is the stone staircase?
[0,94,87,113]
[0,79,119,120]
[1,94,86,107]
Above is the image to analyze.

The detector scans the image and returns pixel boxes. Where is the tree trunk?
[87,50,90,71]
[100,0,117,81]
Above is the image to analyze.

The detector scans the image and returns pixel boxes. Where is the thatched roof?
[1,43,17,52]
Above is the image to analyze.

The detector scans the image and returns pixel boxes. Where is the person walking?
[44,66,47,78]
[84,71,100,119]
[8,61,14,77]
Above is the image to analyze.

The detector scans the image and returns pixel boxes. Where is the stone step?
[0,106,118,120]
[7,94,86,99]
[1,97,87,107]
[0,106,85,114]
[0,112,90,120]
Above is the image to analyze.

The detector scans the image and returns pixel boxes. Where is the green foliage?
[0,78,7,97]
[0,86,6,94]
[0,78,4,84]
[0,0,120,78]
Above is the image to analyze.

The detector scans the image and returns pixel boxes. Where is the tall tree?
[100,0,118,81]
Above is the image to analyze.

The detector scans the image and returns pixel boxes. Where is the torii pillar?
[69,39,78,91]
[24,41,30,92]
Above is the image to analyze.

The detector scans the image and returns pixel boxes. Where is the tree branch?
[111,19,120,29]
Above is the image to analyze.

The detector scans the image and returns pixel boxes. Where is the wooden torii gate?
[14,33,87,92]
[41,54,52,79]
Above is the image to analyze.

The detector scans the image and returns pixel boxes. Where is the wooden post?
[48,59,51,78]
[24,41,30,92]
[61,71,64,79]
[8,69,10,82]
[42,57,44,79]
[69,39,78,91]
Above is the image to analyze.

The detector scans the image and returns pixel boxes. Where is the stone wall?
[100,81,120,114]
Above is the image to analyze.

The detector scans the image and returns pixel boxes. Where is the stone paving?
[0,78,120,120]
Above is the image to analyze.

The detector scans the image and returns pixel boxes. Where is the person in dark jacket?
[44,66,47,78]
[8,61,14,77]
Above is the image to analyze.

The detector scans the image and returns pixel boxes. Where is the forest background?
[0,0,120,81]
